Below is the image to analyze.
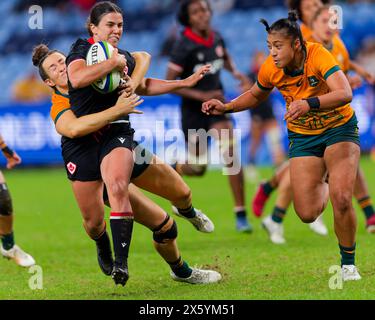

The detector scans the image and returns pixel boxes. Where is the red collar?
[183,27,214,47]
[88,37,95,44]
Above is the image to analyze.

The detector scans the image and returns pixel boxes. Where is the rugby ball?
[86,41,121,94]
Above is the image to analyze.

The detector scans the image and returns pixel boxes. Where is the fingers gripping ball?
[86,41,122,94]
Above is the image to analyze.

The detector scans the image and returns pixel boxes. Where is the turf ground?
[0,157,374,300]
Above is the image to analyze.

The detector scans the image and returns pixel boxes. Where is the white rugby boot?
[170,268,222,284]
[172,206,214,233]
[262,215,286,244]
[309,214,328,236]
[342,265,361,281]
[1,244,35,267]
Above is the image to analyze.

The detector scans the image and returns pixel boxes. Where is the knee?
[188,164,207,176]
[83,217,103,233]
[106,176,129,198]
[331,193,352,215]
[0,183,13,216]
[294,205,320,224]
[153,215,178,244]
[173,185,192,205]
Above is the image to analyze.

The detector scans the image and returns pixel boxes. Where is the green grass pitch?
[1,157,374,300]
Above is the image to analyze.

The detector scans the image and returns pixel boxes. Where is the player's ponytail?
[260,11,306,51]
[260,19,271,32]
[32,44,52,81]
[32,44,64,82]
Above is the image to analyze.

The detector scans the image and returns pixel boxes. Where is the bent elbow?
[343,90,353,104]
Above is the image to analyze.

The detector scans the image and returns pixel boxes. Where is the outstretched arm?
[0,134,21,169]
[136,65,210,96]
[202,83,271,115]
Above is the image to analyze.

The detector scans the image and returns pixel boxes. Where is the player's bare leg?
[132,156,214,232]
[129,184,221,284]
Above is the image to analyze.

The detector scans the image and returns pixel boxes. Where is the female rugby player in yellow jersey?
[252,5,375,243]
[203,12,362,281]
[288,0,375,84]
[32,44,221,284]
[0,134,35,267]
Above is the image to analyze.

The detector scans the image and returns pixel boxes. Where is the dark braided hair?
[260,11,306,51]
[177,0,212,27]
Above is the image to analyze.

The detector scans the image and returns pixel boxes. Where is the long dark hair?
[86,1,123,36]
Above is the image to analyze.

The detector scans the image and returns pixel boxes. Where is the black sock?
[168,256,192,278]
[94,227,111,253]
[177,205,196,218]
[110,212,134,268]
[234,206,247,218]
[262,181,274,196]
[1,232,15,250]
[271,206,286,223]
[339,243,356,266]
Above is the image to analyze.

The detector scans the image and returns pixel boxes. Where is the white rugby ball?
[86,41,121,94]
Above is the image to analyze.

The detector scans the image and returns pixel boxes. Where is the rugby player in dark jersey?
[166,0,253,232]
[65,2,146,286]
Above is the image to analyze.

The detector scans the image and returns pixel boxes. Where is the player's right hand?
[5,151,21,170]
[202,99,226,115]
[111,48,127,72]
[114,92,144,116]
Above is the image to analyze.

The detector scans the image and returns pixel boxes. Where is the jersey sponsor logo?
[197,52,205,61]
[193,58,224,75]
[67,162,77,175]
[118,137,126,144]
[308,76,319,87]
[215,45,224,58]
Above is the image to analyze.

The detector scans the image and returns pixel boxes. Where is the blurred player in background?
[166,0,253,233]
[0,134,35,267]
[203,12,362,281]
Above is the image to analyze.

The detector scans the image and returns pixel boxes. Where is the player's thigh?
[132,155,190,202]
[101,147,134,189]
[129,184,166,230]
[324,142,360,207]
[289,156,326,211]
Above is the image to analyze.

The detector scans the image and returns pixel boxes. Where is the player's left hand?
[364,72,375,85]
[183,64,211,87]
[5,151,21,170]
[118,74,136,97]
[284,100,310,121]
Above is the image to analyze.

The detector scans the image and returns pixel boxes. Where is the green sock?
[169,256,192,278]
[358,196,375,219]
[339,243,356,266]
[1,232,15,250]
[271,206,286,223]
